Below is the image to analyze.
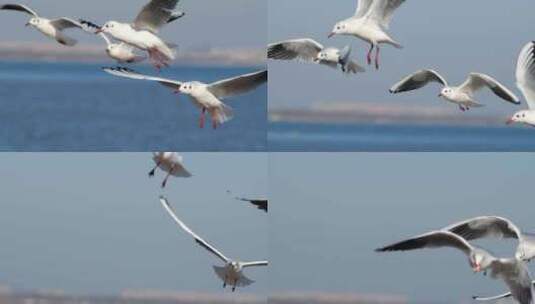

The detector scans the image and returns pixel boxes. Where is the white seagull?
[376,230,534,304]
[80,20,146,64]
[159,196,268,292]
[507,41,535,127]
[0,4,84,46]
[445,216,535,262]
[149,152,192,188]
[328,0,406,69]
[473,281,535,302]
[268,38,365,74]
[93,0,185,69]
[103,67,268,129]
[389,69,520,111]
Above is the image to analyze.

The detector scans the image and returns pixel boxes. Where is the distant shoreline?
[0,41,266,67]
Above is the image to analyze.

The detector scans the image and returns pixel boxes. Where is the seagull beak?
[473,264,481,273]
[25,22,30,27]
[506,117,514,125]
[438,93,442,97]
[328,32,335,38]
[95,28,103,34]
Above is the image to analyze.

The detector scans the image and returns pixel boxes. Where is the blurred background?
[271,153,535,304]
[0,153,267,303]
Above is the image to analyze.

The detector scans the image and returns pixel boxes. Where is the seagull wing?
[375,230,473,256]
[133,0,180,33]
[207,70,267,100]
[444,216,523,241]
[490,259,533,304]
[365,0,406,29]
[160,196,230,263]
[167,153,192,177]
[241,261,268,268]
[102,67,182,91]
[459,73,520,104]
[354,0,374,18]
[236,197,268,212]
[268,38,324,62]
[79,19,111,45]
[389,69,447,93]
[50,18,84,30]
[473,281,535,302]
[0,4,38,17]
[516,41,535,109]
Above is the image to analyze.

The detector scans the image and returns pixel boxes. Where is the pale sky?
[269,0,535,117]
[0,0,266,48]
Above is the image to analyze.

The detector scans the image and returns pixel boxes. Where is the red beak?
[95,28,103,34]
[506,118,514,125]
[328,32,335,38]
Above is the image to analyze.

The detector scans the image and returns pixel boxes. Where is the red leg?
[212,120,218,130]
[375,45,380,70]
[199,108,206,129]
[367,44,374,65]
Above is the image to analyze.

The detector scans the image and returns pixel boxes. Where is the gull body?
[103,67,267,129]
[160,196,268,292]
[1,4,83,46]
[508,41,535,127]
[268,38,365,74]
[329,0,406,69]
[389,69,520,111]
[149,152,191,188]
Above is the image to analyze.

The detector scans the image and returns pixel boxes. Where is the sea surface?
[269,122,535,151]
[0,62,267,151]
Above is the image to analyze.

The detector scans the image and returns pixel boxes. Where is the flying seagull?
[149,152,192,188]
[328,0,406,69]
[507,41,535,127]
[79,20,146,63]
[88,0,185,69]
[0,4,84,46]
[268,38,365,74]
[389,69,520,111]
[444,216,535,262]
[159,196,268,292]
[103,67,268,129]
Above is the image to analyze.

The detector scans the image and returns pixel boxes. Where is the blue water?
[0,62,267,151]
[269,122,535,151]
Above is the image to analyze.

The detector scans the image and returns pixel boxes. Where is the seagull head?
[97,21,119,34]
[506,110,529,125]
[470,248,494,273]
[438,87,453,99]
[329,22,347,38]
[26,18,40,27]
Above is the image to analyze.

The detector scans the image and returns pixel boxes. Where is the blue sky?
[270,153,535,303]
[269,0,535,118]
[0,0,266,48]
[0,153,267,295]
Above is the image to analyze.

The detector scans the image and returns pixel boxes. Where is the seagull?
[507,41,535,127]
[103,67,268,129]
[159,196,268,292]
[376,230,534,304]
[236,197,268,213]
[91,0,185,69]
[389,69,520,111]
[149,152,191,188]
[444,216,535,262]
[268,38,365,74]
[79,20,146,63]
[473,281,535,302]
[0,4,84,46]
[328,0,406,69]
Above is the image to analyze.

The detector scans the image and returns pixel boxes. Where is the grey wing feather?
[375,230,473,256]
[389,69,447,93]
[50,18,83,30]
[339,46,365,74]
[355,0,374,18]
[0,4,38,17]
[516,41,535,109]
[208,70,267,99]
[445,216,522,241]
[102,67,182,90]
[366,0,406,29]
[268,38,323,62]
[133,0,180,33]
[459,73,520,104]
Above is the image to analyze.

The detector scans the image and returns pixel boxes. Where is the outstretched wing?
[236,197,268,212]
[50,18,83,31]
[160,196,230,263]
[133,0,180,33]
[102,67,182,90]
[79,19,112,45]
[241,261,268,268]
[0,4,38,17]
[207,70,267,99]
[268,38,323,62]
[389,69,447,94]
[366,0,406,29]
[516,41,535,109]
[354,0,374,18]
[459,73,520,104]
[444,216,523,241]
[376,230,473,256]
